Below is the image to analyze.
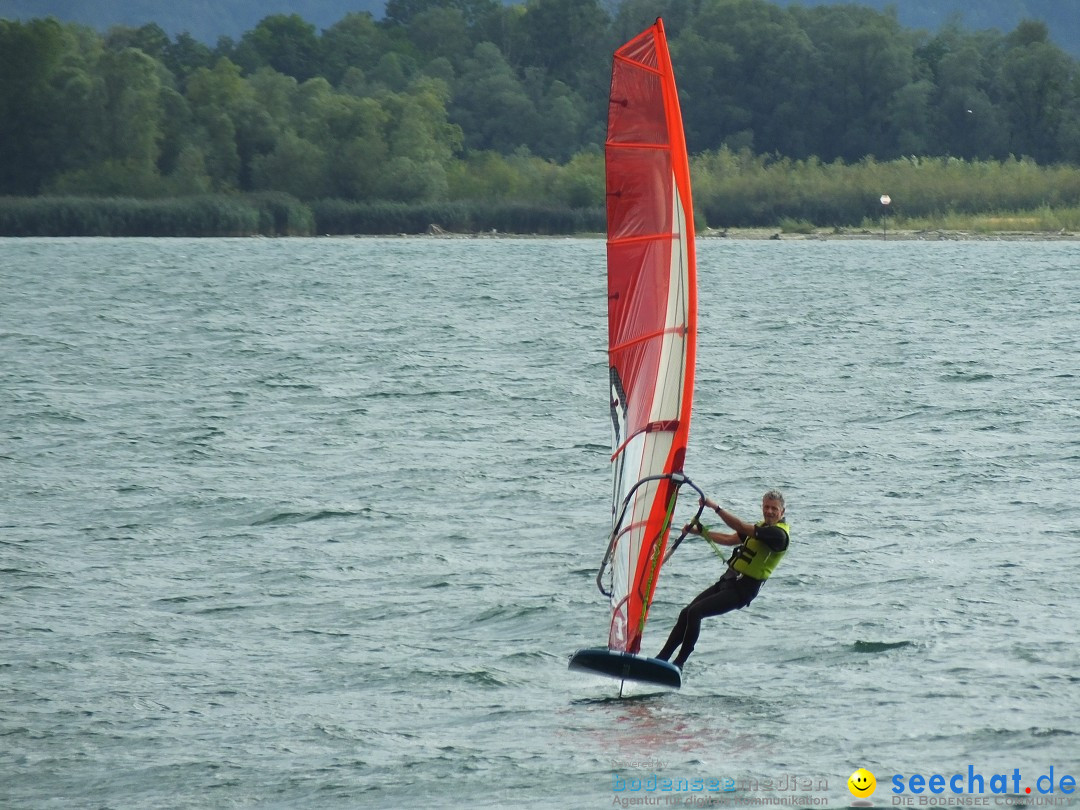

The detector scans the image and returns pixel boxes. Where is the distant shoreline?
[403,226,1080,241]
[698,226,1080,241]
[5,226,1079,240]
[5,195,1077,239]
[5,229,1078,240]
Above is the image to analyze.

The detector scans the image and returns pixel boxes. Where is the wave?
[849,640,915,653]
[249,509,363,526]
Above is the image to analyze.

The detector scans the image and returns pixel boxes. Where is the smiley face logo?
[848,768,877,798]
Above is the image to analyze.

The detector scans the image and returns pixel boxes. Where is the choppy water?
[2,236,1078,809]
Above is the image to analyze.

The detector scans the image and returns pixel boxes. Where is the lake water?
[2,236,1078,809]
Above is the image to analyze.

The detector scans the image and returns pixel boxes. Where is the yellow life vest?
[729,521,789,581]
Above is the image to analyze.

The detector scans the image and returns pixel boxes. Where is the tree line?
[2,0,1080,226]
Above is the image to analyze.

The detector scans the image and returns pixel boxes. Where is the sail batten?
[610,326,687,355]
[607,142,670,150]
[608,233,685,247]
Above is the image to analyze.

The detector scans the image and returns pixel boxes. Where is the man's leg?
[672,583,753,668]
[656,578,730,662]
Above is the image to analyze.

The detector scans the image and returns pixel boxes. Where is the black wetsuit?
[657,524,789,668]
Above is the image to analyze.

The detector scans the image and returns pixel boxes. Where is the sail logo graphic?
[609,365,628,452]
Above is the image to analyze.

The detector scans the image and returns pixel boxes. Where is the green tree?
[446,150,520,199]
[551,150,603,207]
[321,12,389,86]
[451,41,538,154]
[385,0,500,29]
[405,6,472,68]
[997,22,1077,163]
[233,14,321,81]
[384,76,462,165]
[794,3,928,160]
[248,66,299,126]
[252,132,329,198]
[676,0,820,157]
[529,78,590,160]
[371,77,461,200]
[610,0,678,43]
[164,33,215,84]
[369,51,419,92]
[514,0,610,100]
[185,58,276,190]
[98,47,166,167]
[103,23,170,63]
[920,26,1010,159]
[47,42,170,196]
[166,143,213,194]
[0,18,70,193]
[293,77,391,200]
[45,26,108,183]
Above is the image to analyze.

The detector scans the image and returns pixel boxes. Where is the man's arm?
[701,526,740,546]
[681,522,740,546]
[754,524,789,552]
[702,498,754,537]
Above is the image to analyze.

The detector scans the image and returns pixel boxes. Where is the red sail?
[605,19,697,654]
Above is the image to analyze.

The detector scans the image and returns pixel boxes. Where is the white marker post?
[880,194,891,240]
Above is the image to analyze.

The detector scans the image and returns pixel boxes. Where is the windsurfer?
[656,490,789,669]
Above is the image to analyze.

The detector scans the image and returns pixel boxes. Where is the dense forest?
[772,0,1080,58]
[0,0,384,44]
[5,0,1080,57]
[2,0,1080,233]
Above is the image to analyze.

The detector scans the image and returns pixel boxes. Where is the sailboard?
[568,18,700,691]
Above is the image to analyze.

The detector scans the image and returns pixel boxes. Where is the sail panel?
[606,148,672,243]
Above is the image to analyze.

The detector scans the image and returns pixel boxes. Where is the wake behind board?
[569,647,682,690]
